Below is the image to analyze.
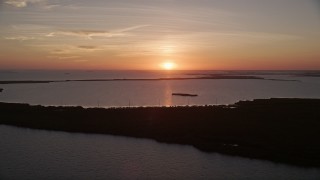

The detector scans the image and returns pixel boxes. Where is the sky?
[0,0,319,70]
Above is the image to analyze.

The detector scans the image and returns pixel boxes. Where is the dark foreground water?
[0,125,319,179]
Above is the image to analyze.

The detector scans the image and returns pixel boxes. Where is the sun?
[162,62,176,70]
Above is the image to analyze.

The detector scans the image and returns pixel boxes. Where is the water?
[0,125,319,179]
[1,70,320,107]
[1,70,320,179]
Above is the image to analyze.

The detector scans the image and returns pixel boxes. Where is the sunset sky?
[0,0,319,70]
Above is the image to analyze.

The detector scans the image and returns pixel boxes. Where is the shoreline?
[0,75,298,84]
[1,98,320,167]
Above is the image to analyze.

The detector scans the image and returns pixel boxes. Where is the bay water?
[1,70,320,179]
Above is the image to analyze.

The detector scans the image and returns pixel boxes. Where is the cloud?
[5,0,44,8]
[77,46,101,51]
[46,25,150,39]
[47,55,81,60]
[118,25,150,32]
[46,30,124,39]
[43,4,60,10]
[50,49,70,55]
[48,45,103,58]
[57,56,80,60]
[77,45,96,49]
[4,36,35,41]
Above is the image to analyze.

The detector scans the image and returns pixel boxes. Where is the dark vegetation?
[172,93,198,97]
[186,70,320,77]
[0,80,55,84]
[1,98,320,167]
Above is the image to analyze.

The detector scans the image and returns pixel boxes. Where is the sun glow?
[161,62,176,70]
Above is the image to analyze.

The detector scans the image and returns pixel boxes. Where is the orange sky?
[0,0,320,70]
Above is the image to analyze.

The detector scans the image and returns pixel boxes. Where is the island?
[172,93,198,97]
[1,98,320,167]
[0,75,298,84]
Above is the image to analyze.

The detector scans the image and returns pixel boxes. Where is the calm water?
[1,70,320,107]
[1,70,320,179]
[1,125,320,179]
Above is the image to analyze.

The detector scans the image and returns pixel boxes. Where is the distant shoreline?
[0,75,298,84]
[1,98,320,167]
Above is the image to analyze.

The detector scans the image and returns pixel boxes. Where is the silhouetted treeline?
[1,98,320,167]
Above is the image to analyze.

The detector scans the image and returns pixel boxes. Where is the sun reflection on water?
[164,82,172,106]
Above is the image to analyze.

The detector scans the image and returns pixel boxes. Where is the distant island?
[0,75,298,84]
[1,98,320,167]
[172,93,198,97]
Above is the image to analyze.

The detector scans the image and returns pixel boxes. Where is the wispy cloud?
[50,49,70,55]
[218,31,302,41]
[5,0,45,8]
[5,0,60,10]
[46,30,125,39]
[47,55,81,60]
[4,36,36,41]
[77,45,97,49]
[43,4,60,10]
[46,25,150,39]
[57,56,81,60]
[48,45,104,59]
[77,45,103,51]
